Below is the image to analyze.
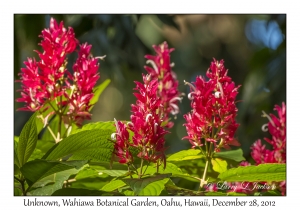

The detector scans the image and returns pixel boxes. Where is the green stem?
[127,165,133,178]
[38,114,58,143]
[18,175,27,196]
[143,161,150,176]
[198,144,205,156]
[61,122,72,138]
[14,176,22,183]
[130,163,138,175]
[200,140,213,190]
[200,159,209,189]
[48,101,58,113]
[139,158,144,179]
[57,95,62,142]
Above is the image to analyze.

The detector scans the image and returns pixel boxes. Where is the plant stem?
[143,161,150,176]
[139,158,144,179]
[57,95,63,142]
[14,176,22,183]
[48,101,58,113]
[38,114,59,143]
[200,159,209,189]
[199,141,213,190]
[130,163,138,175]
[62,123,72,138]
[19,176,27,196]
[128,165,133,178]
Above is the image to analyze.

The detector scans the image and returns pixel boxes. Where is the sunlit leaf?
[167,149,204,162]
[18,112,38,166]
[71,121,116,135]
[44,129,114,162]
[218,163,286,182]
[101,180,126,192]
[122,173,171,195]
[211,158,228,174]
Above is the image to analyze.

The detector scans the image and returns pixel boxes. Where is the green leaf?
[44,129,114,162]
[14,187,23,196]
[14,164,20,176]
[71,167,112,190]
[122,173,171,195]
[257,190,282,196]
[142,162,184,175]
[218,163,286,182]
[101,180,126,192]
[227,192,247,196]
[51,188,115,196]
[138,178,170,196]
[213,149,246,162]
[40,115,67,141]
[28,148,44,161]
[89,161,128,170]
[167,149,204,162]
[14,137,20,167]
[20,159,87,186]
[165,184,205,196]
[36,139,55,154]
[123,190,135,196]
[89,79,111,111]
[204,191,227,196]
[71,121,116,135]
[74,167,100,180]
[141,162,199,182]
[98,170,129,177]
[18,112,38,166]
[211,158,228,173]
[28,168,80,196]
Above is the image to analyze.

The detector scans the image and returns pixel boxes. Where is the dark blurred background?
[14,14,286,162]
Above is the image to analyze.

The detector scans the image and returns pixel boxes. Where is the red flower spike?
[144,41,182,128]
[68,43,101,127]
[16,17,101,128]
[183,59,241,150]
[128,74,169,167]
[251,102,286,164]
[250,102,286,195]
[112,119,133,164]
[16,58,45,111]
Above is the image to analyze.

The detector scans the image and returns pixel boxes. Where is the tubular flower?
[16,17,101,128]
[112,119,133,164]
[16,58,45,111]
[144,42,182,128]
[183,59,241,150]
[251,102,286,164]
[112,75,168,168]
[128,74,168,167]
[67,43,100,126]
[250,102,286,195]
[36,17,78,99]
